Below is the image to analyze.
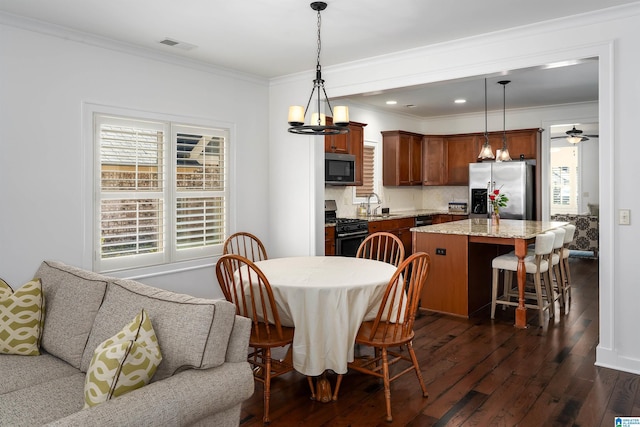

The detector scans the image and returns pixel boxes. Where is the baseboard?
[596,345,640,375]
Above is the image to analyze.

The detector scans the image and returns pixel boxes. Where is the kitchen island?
[411,218,567,328]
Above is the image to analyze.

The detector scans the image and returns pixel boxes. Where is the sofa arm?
[226,315,251,363]
[45,362,254,427]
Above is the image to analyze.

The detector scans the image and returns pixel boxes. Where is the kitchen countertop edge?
[325,210,468,227]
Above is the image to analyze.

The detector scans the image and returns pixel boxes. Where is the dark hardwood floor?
[239,257,639,426]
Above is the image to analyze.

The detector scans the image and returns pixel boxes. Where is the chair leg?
[553,262,564,309]
[407,342,429,398]
[533,272,545,327]
[562,257,572,312]
[491,267,499,319]
[332,374,343,401]
[504,270,513,307]
[543,269,554,319]
[263,349,272,424]
[307,376,316,401]
[381,348,393,423]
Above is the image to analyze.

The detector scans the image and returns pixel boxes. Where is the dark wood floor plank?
[238,257,640,426]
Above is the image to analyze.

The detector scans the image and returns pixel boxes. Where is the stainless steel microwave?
[325,152,355,185]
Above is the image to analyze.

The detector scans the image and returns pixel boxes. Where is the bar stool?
[491,231,555,327]
[559,224,577,313]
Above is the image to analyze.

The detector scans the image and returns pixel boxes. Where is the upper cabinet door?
[422,136,445,186]
[382,130,423,186]
[324,117,349,154]
[445,135,478,185]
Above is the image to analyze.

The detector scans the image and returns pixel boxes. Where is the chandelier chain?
[316,8,322,70]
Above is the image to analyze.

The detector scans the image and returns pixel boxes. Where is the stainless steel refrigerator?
[468,162,535,219]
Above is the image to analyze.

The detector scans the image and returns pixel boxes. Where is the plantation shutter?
[174,126,227,260]
[95,114,228,272]
[356,145,375,197]
[97,116,167,270]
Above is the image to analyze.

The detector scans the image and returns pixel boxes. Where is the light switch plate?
[619,209,631,225]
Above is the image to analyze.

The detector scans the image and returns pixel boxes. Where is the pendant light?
[287,2,349,135]
[477,78,495,160]
[497,80,512,161]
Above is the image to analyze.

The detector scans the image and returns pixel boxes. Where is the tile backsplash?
[324,185,469,217]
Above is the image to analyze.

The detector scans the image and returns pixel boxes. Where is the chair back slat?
[356,231,405,267]
[215,254,284,341]
[223,232,268,262]
[368,252,431,343]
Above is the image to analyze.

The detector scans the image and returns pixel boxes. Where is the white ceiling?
[1,0,631,134]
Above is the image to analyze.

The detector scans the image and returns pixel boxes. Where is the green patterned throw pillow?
[83,309,162,408]
[0,278,44,356]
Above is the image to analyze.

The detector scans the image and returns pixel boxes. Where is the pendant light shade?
[288,2,349,135]
[497,80,512,161]
[478,78,495,160]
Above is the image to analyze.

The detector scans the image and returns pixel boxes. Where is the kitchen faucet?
[367,192,381,215]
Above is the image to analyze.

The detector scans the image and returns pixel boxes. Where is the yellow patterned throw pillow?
[83,309,162,408]
[0,278,44,356]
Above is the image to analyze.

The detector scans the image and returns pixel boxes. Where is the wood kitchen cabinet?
[324,119,367,186]
[368,217,415,256]
[481,128,541,161]
[422,136,445,186]
[324,226,336,256]
[381,130,423,186]
[445,134,479,185]
[432,214,469,224]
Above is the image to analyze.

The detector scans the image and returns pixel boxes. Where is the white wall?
[269,5,640,375]
[0,21,270,299]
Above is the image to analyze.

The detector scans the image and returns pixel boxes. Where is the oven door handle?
[337,231,369,238]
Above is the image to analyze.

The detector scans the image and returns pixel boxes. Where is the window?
[550,145,579,215]
[355,143,376,198]
[95,114,228,272]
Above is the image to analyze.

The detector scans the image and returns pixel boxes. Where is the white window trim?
[82,102,236,277]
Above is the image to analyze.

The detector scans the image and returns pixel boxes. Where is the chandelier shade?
[288,2,349,135]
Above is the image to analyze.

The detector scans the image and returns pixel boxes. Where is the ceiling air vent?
[158,38,197,51]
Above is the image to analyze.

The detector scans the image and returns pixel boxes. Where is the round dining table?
[251,256,397,377]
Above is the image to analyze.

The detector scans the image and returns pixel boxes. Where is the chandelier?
[477,78,495,159]
[497,80,512,161]
[287,2,349,135]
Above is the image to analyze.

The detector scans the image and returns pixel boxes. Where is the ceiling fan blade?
[583,134,599,138]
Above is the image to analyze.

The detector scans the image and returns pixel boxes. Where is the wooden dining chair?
[215,254,294,425]
[356,231,405,267]
[346,252,431,423]
[223,231,268,262]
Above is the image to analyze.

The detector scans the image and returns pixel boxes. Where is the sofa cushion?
[0,352,80,395]
[81,278,237,381]
[0,371,86,427]
[35,261,108,369]
[84,309,162,407]
[0,278,44,356]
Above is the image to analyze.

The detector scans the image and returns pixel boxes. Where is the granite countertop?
[410,218,568,239]
[325,209,468,227]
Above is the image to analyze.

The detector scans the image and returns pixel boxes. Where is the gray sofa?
[0,261,254,426]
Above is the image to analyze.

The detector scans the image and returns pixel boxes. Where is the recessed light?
[386,100,397,105]
[454,99,466,104]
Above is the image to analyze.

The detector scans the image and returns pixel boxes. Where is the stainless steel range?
[325,200,369,257]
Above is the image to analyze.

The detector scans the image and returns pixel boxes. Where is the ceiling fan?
[551,125,599,143]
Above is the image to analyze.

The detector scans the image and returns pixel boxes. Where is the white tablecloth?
[251,256,397,376]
